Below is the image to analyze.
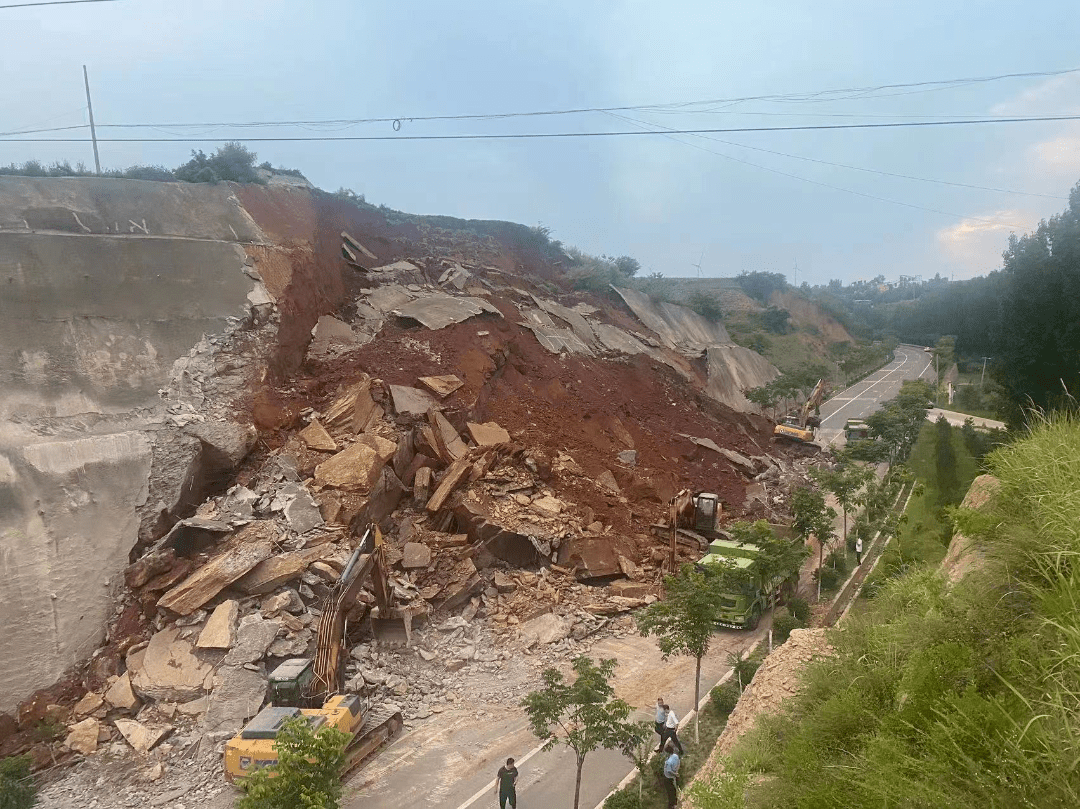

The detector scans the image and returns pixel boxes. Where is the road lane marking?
[451,737,548,809]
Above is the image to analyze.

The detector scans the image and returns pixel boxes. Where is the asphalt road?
[344,628,763,809]
[816,344,935,448]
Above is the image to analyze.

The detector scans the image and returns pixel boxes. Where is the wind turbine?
[691,249,705,278]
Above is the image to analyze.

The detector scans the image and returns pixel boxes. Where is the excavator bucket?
[370,612,411,648]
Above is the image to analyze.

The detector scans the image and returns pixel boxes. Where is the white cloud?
[937,209,1030,278]
[991,71,1080,116]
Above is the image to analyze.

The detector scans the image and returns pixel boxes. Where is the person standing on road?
[496,757,518,809]
[654,697,667,751]
[662,742,681,808]
[856,536,863,565]
[663,704,684,755]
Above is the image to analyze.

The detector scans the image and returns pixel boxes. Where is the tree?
[637,565,725,743]
[613,720,655,803]
[810,461,874,562]
[522,656,639,809]
[613,256,641,278]
[236,717,350,809]
[0,754,35,809]
[175,141,263,184]
[790,486,836,601]
[736,270,787,303]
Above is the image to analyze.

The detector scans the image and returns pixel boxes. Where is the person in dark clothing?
[662,703,684,755]
[496,757,518,809]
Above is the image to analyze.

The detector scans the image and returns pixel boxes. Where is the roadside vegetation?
[236,717,349,809]
[0,142,303,186]
[692,414,1080,808]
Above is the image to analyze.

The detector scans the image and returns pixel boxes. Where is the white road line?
[451,738,548,809]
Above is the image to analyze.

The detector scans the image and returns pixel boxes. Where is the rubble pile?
[9,237,824,807]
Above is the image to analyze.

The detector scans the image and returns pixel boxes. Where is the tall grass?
[695,414,1080,808]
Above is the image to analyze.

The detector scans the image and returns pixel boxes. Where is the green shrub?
[710,680,741,716]
[603,789,643,809]
[236,717,349,809]
[0,754,36,809]
[772,607,803,643]
[786,596,810,623]
[688,291,723,322]
[814,565,841,591]
[824,549,850,576]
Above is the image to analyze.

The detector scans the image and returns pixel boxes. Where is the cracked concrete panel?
[0,431,152,713]
[704,345,780,412]
[392,293,501,330]
[610,285,731,351]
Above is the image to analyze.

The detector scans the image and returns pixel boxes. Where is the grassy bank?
[691,415,1080,808]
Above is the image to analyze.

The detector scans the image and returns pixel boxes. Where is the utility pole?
[82,65,101,175]
[793,258,799,287]
[981,357,990,391]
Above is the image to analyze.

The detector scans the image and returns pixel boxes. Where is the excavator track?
[342,706,404,777]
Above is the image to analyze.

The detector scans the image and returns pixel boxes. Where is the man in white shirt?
[654,697,667,752]
[662,703,684,755]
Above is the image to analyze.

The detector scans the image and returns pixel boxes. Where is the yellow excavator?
[773,378,827,443]
[223,525,405,782]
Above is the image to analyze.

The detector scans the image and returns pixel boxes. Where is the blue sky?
[3,0,1079,284]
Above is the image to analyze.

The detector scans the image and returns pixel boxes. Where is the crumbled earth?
[8,207,823,805]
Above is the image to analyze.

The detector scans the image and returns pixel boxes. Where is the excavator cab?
[693,493,720,533]
[267,658,317,708]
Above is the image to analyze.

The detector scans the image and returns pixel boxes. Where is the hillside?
[0,176,817,789]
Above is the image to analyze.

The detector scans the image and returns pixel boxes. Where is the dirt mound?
[687,628,834,802]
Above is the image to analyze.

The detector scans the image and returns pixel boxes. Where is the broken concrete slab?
[390,385,441,417]
[157,522,278,615]
[104,672,138,711]
[314,441,387,491]
[418,374,463,398]
[223,615,281,667]
[519,613,573,646]
[197,600,239,649]
[392,293,500,330]
[401,542,432,569]
[131,626,215,702]
[203,666,267,735]
[235,546,326,595]
[312,315,358,345]
[609,580,651,599]
[617,450,638,466]
[64,717,100,755]
[114,719,170,755]
[299,419,338,452]
[493,570,516,593]
[466,421,510,446]
[284,487,325,534]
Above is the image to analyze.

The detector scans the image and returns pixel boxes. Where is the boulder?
[203,666,267,735]
[73,691,104,716]
[530,495,564,517]
[114,719,170,755]
[314,442,388,491]
[466,421,510,446]
[617,450,638,466]
[104,672,139,711]
[235,546,326,595]
[223,615,281,666]
[390,385,441,417]
[158,522,278,615]
[418,375,463,398]
[609,580,651,599]
[299,419,337,452]
[597,470,621,495]
[64,717,100,755]
[492,570,516,593]
[519,613,573,646]
[560,536,621,580]
[185,421,257,470]
[197,600,239,649]
[131,627,215,702]
[402,542,432,569]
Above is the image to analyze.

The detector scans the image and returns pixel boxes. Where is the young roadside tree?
[521,656,639,809]
[236,717,350,809]
[613,720,655,804]
[810,461,875,562]
[790,486,836,601]
[636,565,725,743]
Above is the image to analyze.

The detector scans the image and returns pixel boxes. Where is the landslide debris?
[8,194,824,808]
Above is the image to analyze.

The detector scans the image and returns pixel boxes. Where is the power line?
[0,0,118,8]
[634,121,1069,200]
[4,114,1080,143]
[47,66,1080,130]
[605,112,1028,229]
